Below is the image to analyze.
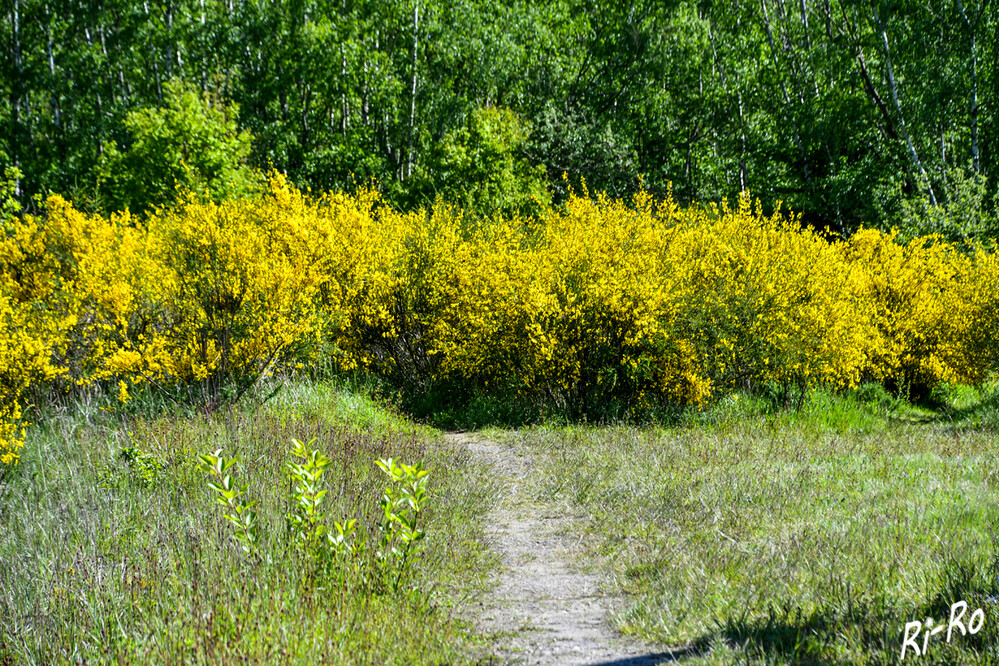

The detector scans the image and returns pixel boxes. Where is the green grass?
[501,385,999,664]
[0,379,498,664]
[5,377,999,664]
[264,376,431,435]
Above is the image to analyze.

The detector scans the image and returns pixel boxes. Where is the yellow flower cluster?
[2,176,997,464]
[0,174,330,464]
[318,185,997,413]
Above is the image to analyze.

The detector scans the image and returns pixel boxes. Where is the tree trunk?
[45,2,61,129]
[144,1,163,102]
[761,0,812,190]
[957,0,980,174]
[10,0,23,197]
[407,1,419,180]
[166,0,174,79]
[799,0,811,51]
[341,45,348,135]
[873,8,937,205]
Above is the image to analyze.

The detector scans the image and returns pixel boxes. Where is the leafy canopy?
[408,107,551,219]
[98,80,258,214]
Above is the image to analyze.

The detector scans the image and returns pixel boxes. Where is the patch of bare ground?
[447,432,681,666]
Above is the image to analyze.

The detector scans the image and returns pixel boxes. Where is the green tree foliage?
[899,167,999,244]
[97,81,257,214]
[408,107,550,217]
[0,160,20,228]
[1,0,997,234]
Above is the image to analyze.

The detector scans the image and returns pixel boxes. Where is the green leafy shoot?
[197,448,260,554]
[376,457,429,593]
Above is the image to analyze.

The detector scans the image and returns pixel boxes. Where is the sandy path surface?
[447,432,679,666]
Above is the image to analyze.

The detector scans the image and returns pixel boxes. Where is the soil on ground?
[448,432,680,666]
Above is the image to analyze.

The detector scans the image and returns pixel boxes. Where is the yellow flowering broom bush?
[150,175,327,401]
[0,290,57,465]
[841,228,973,391]
[336,201,464,390]
[0,197,92,465]
[31,196,171,392]
[420,189,698,413]
[667,194,881,403]
[944,244,999,385]
[2,173,999,466]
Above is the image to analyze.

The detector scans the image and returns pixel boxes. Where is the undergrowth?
[0,379,497,664]
[503,384,999,664]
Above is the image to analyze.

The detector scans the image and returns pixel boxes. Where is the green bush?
[97,80,259,214]
[199,438,429,594]
[899,166,999,245]
[407,106,551,218]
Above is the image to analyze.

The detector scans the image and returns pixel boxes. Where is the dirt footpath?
[447,432,677,666]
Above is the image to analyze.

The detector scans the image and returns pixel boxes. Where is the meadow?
[3,379,999,663]
[498,383,999,664]
[0,379,498,664]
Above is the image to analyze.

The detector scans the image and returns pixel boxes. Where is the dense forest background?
[3,0,997,237]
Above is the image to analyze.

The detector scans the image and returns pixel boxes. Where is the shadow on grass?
[871,393,999,429]
[693,610,866,665]
[583,647,702,665]
[928,390,999,430]
[673,562,999,664]
[404,388,695,431]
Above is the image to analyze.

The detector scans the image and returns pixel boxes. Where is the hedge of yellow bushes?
[2,175,997,465]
